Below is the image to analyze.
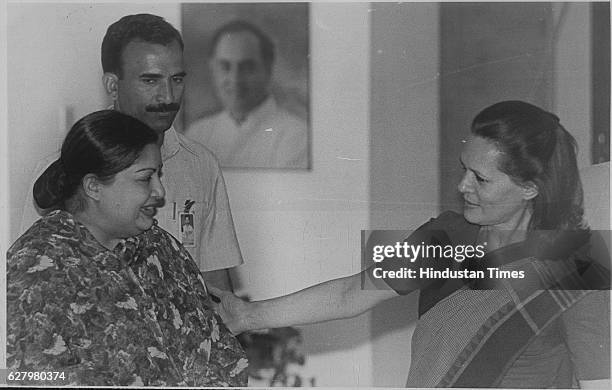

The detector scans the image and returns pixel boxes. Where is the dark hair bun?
[33,159,69,209]
[31,110,158,213]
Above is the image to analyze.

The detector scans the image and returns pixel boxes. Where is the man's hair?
[101,13,184,77]
[209,20,275,72]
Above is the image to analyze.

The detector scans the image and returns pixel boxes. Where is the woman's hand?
[208,285,251,335]
[209,271,400,333]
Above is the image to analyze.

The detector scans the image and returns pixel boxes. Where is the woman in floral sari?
[7,110,247,386]
[213,101,609,388]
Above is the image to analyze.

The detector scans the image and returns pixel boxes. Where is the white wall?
[226,3,373,386]
[368,3,440,386]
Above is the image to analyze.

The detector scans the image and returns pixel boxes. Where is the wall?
[438,2,555,213]
[552,2,593,168]
[225,3,373,386]
[369,2,440,386]
[437,2,597,213]
[590,2,610,164]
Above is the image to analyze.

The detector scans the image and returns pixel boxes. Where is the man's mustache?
[145,103,180,113]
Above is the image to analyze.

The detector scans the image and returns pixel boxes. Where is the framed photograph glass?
[181,3,310,169]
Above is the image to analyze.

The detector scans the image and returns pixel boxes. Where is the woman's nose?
[457,172,472,194]
[152,174,166,199]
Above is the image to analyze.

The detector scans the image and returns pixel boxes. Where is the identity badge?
[179,212,196,247]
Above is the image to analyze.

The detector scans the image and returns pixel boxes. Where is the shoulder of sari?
[571,229,611,289]
[415,210,479,246]
[425,210,469,229]
[469,229,609,290]
[9,210,76,255]
[8,210,117,269]
[6,210,129,383]
[410,211,479,315]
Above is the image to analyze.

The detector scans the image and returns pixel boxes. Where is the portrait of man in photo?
[181,3,310,169]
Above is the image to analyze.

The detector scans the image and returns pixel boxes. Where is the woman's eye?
[475,175,486,183]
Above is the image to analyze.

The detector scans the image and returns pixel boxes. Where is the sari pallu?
[407,229,610,388]
[7,210,248,386]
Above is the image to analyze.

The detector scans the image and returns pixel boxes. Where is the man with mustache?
[20,14,243,290]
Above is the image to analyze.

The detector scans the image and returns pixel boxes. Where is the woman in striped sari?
[213,101,610,388]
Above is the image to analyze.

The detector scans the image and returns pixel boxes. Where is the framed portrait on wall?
[181,3,310,169]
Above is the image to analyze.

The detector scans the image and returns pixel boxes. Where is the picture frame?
[181,3,310,169]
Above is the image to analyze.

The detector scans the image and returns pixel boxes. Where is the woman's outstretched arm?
[210,268,409,334]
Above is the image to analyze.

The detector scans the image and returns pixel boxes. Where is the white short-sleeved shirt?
[19,126,243,272]
[185,97,308,169]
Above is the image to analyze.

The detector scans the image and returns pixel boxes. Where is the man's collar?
[162,126,202,159]
[161,126,181,161]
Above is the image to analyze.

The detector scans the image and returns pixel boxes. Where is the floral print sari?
[7,210,247,386]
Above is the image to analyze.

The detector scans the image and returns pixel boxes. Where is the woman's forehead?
[132,144,162,168]
[461,136,503,171]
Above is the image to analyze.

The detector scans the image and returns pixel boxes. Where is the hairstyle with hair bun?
[34,110,158,211]
[471,100,583,230]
